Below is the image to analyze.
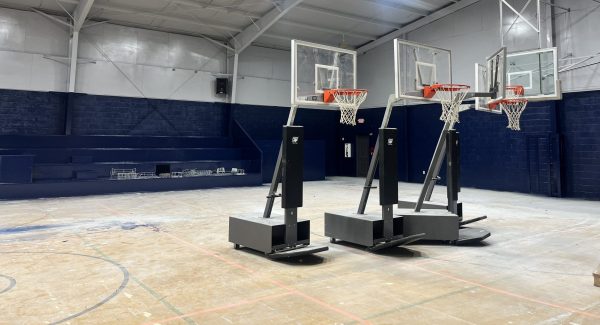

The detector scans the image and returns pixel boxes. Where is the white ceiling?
[0,0,462,50]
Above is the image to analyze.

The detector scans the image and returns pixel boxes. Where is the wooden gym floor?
[1,177,599,324]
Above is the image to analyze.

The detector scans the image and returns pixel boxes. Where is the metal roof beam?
[173,1,403,31]
[296,4,402,29]
[358,0,431,17]
[73,0,95,31]
[173,0,262,19]
[277,20,377,40]
[231,0,304,53]
[358,0,481,53]
[58,0,241,33]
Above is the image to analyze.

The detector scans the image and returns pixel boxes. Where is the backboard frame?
[291,39,357,107]
[506,47,561,102]
[475,47,508,113]
[394,39,452,102]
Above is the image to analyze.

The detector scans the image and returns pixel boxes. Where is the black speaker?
[216,78,228,94]
[379,128,398,206]
[282,126,304,209]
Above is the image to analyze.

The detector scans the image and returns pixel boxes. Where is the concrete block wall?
[560,92,600,199]
[0,89,228,137]
[71,94,228,137]
[0,89,66,135]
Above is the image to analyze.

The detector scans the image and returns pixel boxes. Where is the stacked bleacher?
[0,122,262,199]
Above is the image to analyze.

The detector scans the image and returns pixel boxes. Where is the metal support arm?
[357,94,397,214]
[415,120,452,212]
[424,120,457,201]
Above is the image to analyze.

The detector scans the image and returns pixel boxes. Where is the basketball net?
[429,84,470,124]
[500,86,528,131]
[326,89,368,126]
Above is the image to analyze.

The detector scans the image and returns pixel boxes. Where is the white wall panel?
[358,41,395,109]
[0,10,26,52]
[0,51,31,90]
[236,46,291,107]
[22,11,69,56]
[136,29,170,67]
[236,76,290,107]
[167,34,225,72]
[77,61,144,98]
[29,55,68,92]
[0,7,299,106]
[74,21,230,102]
[555,0,600,92]
[0,8,69,92]
[171,71,224,102]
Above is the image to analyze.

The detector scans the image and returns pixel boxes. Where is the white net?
[331,89,368,126]
[501,99,528,131]
[432,85,470,124]
[499,85,527,131]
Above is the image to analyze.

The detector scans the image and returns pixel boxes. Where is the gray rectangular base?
[398,200,463,217]
[229,215,310,254]
[324,212,404,247]
[398,200,446,210]
[397,208,460,241]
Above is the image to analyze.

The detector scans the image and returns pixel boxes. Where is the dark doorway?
[356,135,370,177]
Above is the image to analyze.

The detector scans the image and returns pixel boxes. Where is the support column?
[231,53,239,104]
[68,31,79,93]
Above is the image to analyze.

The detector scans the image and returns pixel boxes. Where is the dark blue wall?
[0,90,229,137]
[559,92,600,199]
[232,104,340,176]
[70,94,228,136]
[339,92,600,200]
[0,90,66,135]
[1,88,599,200]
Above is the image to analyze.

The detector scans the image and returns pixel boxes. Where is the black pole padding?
[446,130,460,203]
[281,126,304,209]
[378,128,398,206]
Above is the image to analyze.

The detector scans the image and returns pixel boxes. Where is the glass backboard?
[507,47,560,101]
[476,47,560,112]
[475,47,508,112]
[394,39,452,102]
[291,40,357,107]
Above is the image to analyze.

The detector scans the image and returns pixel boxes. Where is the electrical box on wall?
[216,78,228,94]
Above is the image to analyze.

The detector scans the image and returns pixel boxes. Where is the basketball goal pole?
[357,94,397,215]
[263,104,298,219]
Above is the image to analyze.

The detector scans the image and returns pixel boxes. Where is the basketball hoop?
[505,85,525,98]
[424,84,470,124]
[498,98,528,131]
[487,85,528,131]
[324,89,368,126]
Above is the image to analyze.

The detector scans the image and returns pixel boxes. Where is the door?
[356,135,370,177]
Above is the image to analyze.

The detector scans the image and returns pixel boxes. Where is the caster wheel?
[234,244,240,249]
[330,238,336,243]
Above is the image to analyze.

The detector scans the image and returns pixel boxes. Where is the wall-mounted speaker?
[216,78,228,95]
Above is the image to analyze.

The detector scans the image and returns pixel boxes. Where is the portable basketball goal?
[229,40,367,259]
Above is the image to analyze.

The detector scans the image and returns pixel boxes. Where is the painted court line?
[143,292,294,325]
[334,237,600,321]
[161,231,372,324]
[413,265,600,320]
